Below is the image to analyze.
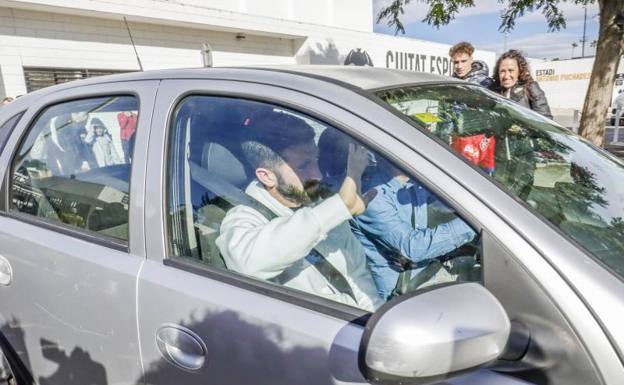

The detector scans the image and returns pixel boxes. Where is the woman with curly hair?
[492,49,553,119]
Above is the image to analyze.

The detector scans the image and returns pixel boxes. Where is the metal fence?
[23,67,130,93]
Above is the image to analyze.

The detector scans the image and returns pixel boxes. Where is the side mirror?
[360,283,510,384]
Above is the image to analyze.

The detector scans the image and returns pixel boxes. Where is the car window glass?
[10,96,138,241]
[167,95,480,312]
[377,84,624,279]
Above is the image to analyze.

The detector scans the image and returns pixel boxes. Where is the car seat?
[189,110,252,268]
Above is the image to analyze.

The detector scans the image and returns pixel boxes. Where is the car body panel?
[0,80,159,384]
[136,77,611,384]
[0,67,621,385]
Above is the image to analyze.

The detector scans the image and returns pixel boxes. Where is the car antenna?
[123,16,144,71]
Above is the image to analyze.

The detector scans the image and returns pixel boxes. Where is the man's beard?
[276,175,331,206]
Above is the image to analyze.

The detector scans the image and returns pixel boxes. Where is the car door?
[136,77,542,385]
[0,80,158,385]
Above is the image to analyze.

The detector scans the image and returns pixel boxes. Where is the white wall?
[1,0,373,34]
[0,7,297,96]
[181,0,373,32]
[0,3,496,98]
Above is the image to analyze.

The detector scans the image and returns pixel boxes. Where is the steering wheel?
[390,233,482,297]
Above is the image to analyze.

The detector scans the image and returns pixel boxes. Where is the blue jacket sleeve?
[356,190,475,263]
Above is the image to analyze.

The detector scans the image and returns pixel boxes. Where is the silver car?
[0,66,622,385]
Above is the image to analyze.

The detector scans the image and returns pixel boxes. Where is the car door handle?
[155,324,207,371]
[0,255,12,286]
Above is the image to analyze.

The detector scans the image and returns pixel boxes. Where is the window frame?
[162,88,483,320]
[3,92,142,252]
[0,111,25,155]
[0,111,26,212]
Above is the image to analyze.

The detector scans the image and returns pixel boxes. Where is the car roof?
[1,65,463,118]
[243,65,462,90]
[28,65,462,95]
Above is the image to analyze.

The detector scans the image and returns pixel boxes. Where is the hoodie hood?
[454,59,494,88]
[469,60,490,77]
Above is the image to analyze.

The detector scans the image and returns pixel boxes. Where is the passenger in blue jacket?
[318,130,476,299]
[352,160,476,298]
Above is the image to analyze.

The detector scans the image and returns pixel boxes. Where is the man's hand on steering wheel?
[437,231,481,264]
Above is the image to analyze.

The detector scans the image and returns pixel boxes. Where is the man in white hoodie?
[216,113,384,311]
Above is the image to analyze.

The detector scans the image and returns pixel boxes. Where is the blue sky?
[373,0,600,60]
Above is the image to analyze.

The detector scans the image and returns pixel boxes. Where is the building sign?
[535,68,592,82]
[344,48,374,66]
[385,50,453,76]
[303,39,497,77]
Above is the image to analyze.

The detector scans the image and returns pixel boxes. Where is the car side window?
[10,96,138,241]
[167,95,480,311]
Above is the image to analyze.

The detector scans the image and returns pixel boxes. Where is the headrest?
[201,141,248,190]
[318,128,349,178]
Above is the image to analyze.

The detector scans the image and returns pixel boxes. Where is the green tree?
[377,0,624,147]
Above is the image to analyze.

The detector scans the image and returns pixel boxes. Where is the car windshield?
[376,84,624,279]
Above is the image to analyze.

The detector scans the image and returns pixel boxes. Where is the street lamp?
[580,6,587,57]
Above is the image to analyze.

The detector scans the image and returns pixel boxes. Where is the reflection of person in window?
[37,112,95,175]
[84,118,121,167]
[216,115,383,311]
[117,111,137,163]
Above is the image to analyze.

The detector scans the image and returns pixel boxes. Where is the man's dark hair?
[449,42,474,57]
[318,127,349,177]
[242,112,315,171]
[90,117,106,128]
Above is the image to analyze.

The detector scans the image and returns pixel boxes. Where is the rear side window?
[0,112,24,153]
[10,96,138,241]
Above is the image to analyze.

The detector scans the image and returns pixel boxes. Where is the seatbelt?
[392,184,422,297]
[188,160,356,302]
[392,260,443,298]
[244,197,357,303]
[391,183,443,298]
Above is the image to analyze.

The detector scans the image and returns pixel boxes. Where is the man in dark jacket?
[449,42,493,88]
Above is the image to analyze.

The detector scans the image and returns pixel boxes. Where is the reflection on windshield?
[377,84,624,279]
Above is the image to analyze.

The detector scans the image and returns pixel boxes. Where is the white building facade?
[0,0,495,98]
